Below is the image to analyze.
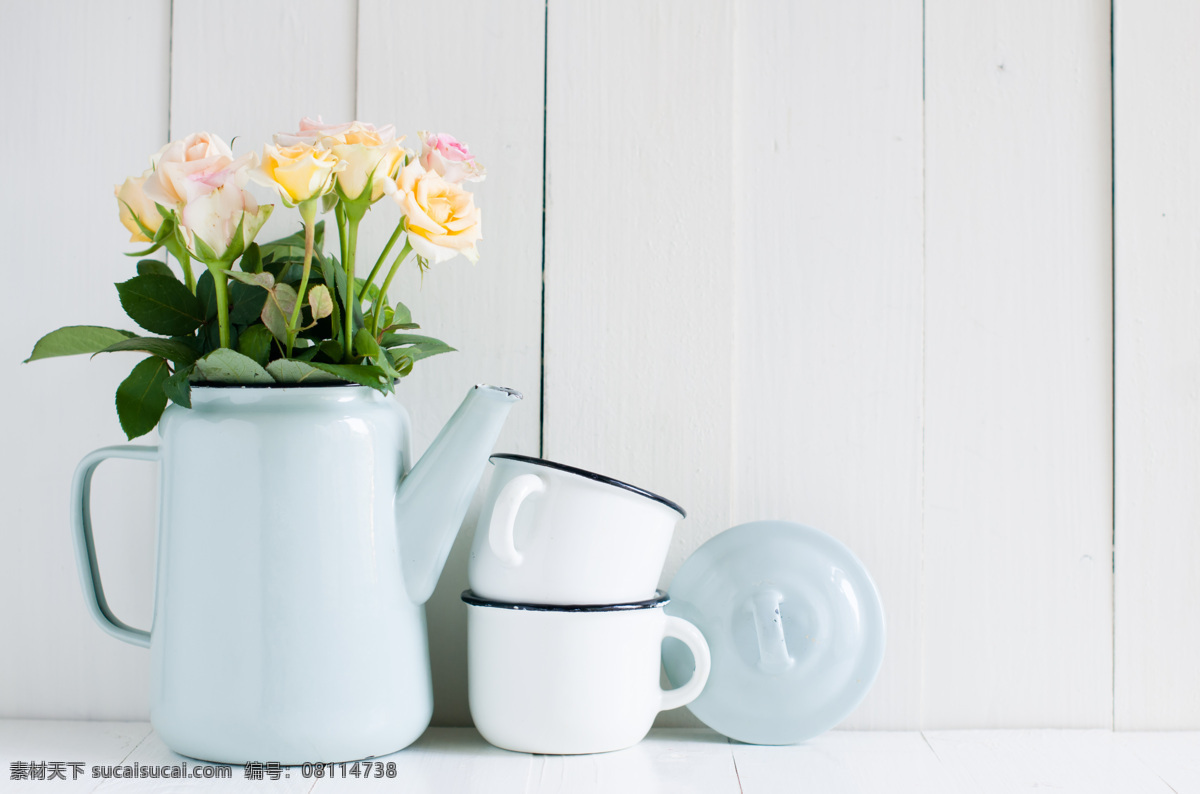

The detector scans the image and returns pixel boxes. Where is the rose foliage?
[26,120,486,439]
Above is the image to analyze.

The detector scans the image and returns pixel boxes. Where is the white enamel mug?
[463,591,711,754]
[469,455,686,604]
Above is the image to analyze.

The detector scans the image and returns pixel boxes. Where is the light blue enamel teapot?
[70,383,521,763]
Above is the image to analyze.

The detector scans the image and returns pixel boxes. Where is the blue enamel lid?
[662,520,886,745]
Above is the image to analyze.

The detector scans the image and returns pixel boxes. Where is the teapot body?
[149,385,428,763]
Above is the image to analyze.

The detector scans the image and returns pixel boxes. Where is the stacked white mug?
[463,454,712,754]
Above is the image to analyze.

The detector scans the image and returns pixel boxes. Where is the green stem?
[371,239,412,338]
[178,250,196,293]
[335,203,348,270]
[361,220,404,313]
[164,234,197,294]
[342,213,362,362]
[285,202,319,357]
[212,269,231,348]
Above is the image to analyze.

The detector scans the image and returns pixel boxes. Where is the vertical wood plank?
[1114,0,1200,729]
[923,1,1113,726]
[0,0,170,719]
[357,0,545,726]
[170,0,358,244]
[730,0,925,728]
[542,6,734,726]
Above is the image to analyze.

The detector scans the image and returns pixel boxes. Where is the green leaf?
[25,326,136,362]
[311,219,325,252]
[354,328,381,359]
[137,259,176,280]
[115,356,170,440]
[317,340,342,361]
[265,359,342,384]
[226,270,274,289]
[116,274,205,336]
[372,347,411,381]
[196,270,217,320]
[308,284,333,320]
[261,282,299,342]
[192,348,274,384]
[384,349,414,378]
[381,333,456,363]
[305,361,390,391]
[258,221,325,262]
[237,324,275,367]
[230,280,269,325]
[95,336,198,366]
[355,278,382,306]
[391,300,412,325]
[163,364,194,408]
[293,344,321,362]
[317,251,343,343]
[239,243,262,274]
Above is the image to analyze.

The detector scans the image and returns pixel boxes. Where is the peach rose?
[253,143,343,205]
[275,118,402,202]
[388,159,481,264]
[114,170,162,242]
[418,131,485,184]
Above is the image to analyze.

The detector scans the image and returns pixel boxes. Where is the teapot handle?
[487,473,546,567]
[70,445,159,648]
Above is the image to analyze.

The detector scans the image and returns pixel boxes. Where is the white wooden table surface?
[1,722,1197,793]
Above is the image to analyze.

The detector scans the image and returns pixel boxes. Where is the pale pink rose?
[114,170,162,242]
[387,159,481,264]
[178,159,272,260]
[418,131,486,183]
[143,132,245,209]
[274,116,364,147]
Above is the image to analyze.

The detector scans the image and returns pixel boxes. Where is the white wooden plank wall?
[542,0,735,586]
[356,0,545,726]
[2,0,1200,732]
[730,0,925,729]
[0,0,170,719]
[922,0,1113,726]
[1113,0,1200,729]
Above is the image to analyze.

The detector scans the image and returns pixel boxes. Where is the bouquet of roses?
[25,119,485,439]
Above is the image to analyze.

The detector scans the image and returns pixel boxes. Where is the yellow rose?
[275,119,404,203]
[330,126,403,203]
[389,159,482,263]
[254,143,342,205]
[114,170,162,242]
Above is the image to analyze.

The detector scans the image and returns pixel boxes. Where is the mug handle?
[487,473,546,567]
[660,615,712,712]
[70,445,158,648]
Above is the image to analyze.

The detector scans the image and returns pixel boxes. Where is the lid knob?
[748,589,794,674]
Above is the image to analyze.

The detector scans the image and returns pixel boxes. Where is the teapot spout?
[397,384,522,604]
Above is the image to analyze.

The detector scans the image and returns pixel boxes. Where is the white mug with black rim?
[463,591,712,754]
[468,454,686,605]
